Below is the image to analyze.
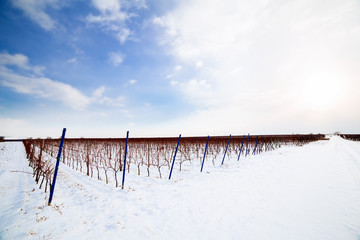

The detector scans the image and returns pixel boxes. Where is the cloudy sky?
[0,0,359,138]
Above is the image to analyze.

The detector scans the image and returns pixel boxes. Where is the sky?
[0,0,359,139]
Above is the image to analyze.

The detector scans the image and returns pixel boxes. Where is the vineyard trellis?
[338,134,360,141]
[23,134,326,190]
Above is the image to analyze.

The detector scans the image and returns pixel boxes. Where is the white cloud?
[91,85,127,107]
[129,79,137,85]
[92,86,106,98]
[123,79,137,87]
[0,53,91,110]
[170,80,178,86]
[66,57,77,65]
[170,78,212,104]
[195,60,203,68]
[10,0,58,31]
[129,0,147,9]
[155,0,360,133]
[0,52,28,67]
[108,52,124,67]
[0,52,45,75]
[121,108,134,118]
[174,65,182,71]
[115,28,131,44]
[0,70,91,110]
[0,53,131,112]
[115,96,126,106]
[91,0,121,13]
[97,96,126,107]
[86,0,146,44]
[152,16,164,26]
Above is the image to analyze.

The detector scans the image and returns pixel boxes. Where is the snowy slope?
[1,136,360,240]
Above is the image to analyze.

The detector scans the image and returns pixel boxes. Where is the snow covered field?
[1,136,360,240]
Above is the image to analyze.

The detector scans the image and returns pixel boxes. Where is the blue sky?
[1,0,360,138]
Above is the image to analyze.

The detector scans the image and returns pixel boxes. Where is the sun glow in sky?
[300,71,344,110]
[0,0,359,138]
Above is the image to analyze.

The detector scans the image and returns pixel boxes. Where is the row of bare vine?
[23,134,326,188]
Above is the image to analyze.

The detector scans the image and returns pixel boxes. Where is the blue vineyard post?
[221,134,231,165]
[245,134,250,157]
[48,128,66,206]
[200,135,210,172]
[237,135,246,161]
[122,131,129,189]
[169,134,181,180]
[253,136,259,155]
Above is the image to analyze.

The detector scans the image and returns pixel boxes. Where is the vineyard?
[2,135,360,239]
[338,134,360,141]
[22,134,326,192]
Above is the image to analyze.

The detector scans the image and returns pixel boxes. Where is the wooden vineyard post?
[169,134,181,180]
[221,134,231,165]
[200,135,209,172]
[48,128,66,206]
[122,131,129,189]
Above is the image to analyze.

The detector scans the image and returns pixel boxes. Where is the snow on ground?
[1,136,360,240]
